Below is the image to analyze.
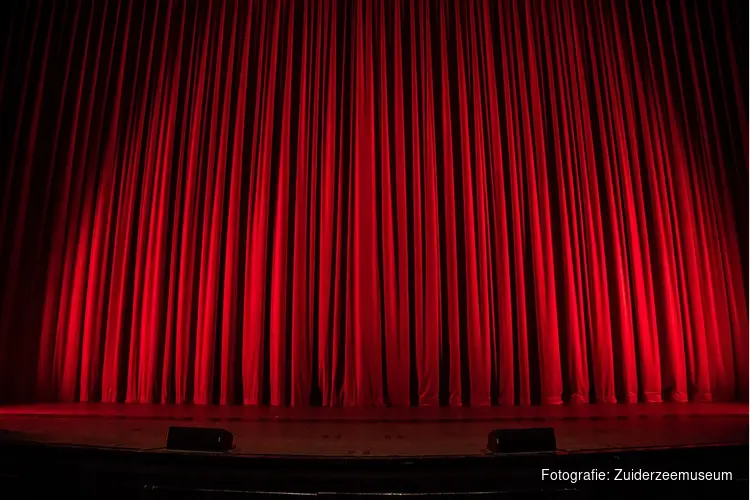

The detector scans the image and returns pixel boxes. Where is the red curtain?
[0,0,747,406]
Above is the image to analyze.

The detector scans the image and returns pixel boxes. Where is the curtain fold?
[0,0,746,406]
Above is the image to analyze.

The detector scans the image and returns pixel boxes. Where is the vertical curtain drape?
[0,0,747,406]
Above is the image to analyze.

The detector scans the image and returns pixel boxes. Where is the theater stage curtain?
[0,0,747,406]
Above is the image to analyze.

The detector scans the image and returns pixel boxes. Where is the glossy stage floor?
[0,402,747,456]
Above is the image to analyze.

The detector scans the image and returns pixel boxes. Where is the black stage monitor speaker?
[487,427,556,454]
[167,426,234,452]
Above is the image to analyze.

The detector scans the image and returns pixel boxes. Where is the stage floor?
[0,403,747,457]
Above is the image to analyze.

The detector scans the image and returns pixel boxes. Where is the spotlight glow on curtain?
[0,0,747,406]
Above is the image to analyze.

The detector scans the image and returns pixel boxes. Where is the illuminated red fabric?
[0,0,746,406]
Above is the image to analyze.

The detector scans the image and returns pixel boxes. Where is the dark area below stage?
[0,441,747,498]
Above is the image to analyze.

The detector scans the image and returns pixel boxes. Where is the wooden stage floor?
[0,403,747,457]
